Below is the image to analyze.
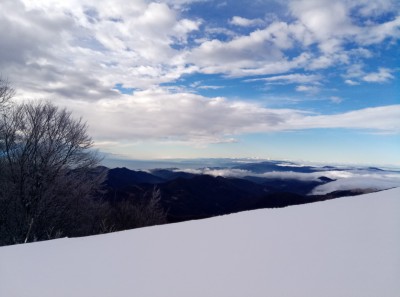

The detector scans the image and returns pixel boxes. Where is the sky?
[0,0,399,165]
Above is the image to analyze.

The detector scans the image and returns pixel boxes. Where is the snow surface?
[1,188,400,297]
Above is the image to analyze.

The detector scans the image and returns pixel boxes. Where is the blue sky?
[1,0,399,165]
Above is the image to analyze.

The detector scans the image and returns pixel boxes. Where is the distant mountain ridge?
[101,164,375,223]
[232,161,319,173]
[106,167,165,189]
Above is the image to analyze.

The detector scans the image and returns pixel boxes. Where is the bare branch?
[0,100,104,245]
[0,76,15,110]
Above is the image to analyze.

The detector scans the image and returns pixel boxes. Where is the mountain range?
[101,161,379,223]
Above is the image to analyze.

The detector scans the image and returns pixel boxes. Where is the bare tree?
[0,101,105,245]
[0,77,15,155]
[98,187,167,233]
[0,76,15,112]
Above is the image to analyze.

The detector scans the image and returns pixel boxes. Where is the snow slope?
[1,188,399,297]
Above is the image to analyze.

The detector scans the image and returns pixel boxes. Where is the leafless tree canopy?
[99,187,167,233]
[0,81,167,246]
[0,77,15,111]
[0,101,104,244]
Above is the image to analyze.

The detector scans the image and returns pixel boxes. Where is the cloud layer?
[57,89,400,149]
[2,0,398,94]
[174,164,400,195]
[1,0,399,155]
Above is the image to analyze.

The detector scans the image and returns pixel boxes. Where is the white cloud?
[344,79,359,85]
[61,88,302,146]
[163,0,209,8]
[247,73,321,85]
[344,64,365,78]
[175,168,400,195]
[289,0,400,52]
[330,96,343,104]
[204,26,237,38]
[45,87,400,152]
[188,20,316,77]
[197,85,224,90]
[1,0,399,169]
[362,68,395,83]
[188,29,281,75]
[0,0,201,95]
[296,85,319,93]
[190,81,224,90]
[1,0,398,97]
[174,18,202,43]
[311,176,400,195]
[293,105,400,131]
[230,16,264,27]
[289,0,357,51]
[343,65,395,85]
[354,0,399,17]
[356,16,400,45]
[307,53,350,70]
[176,166,400,197]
